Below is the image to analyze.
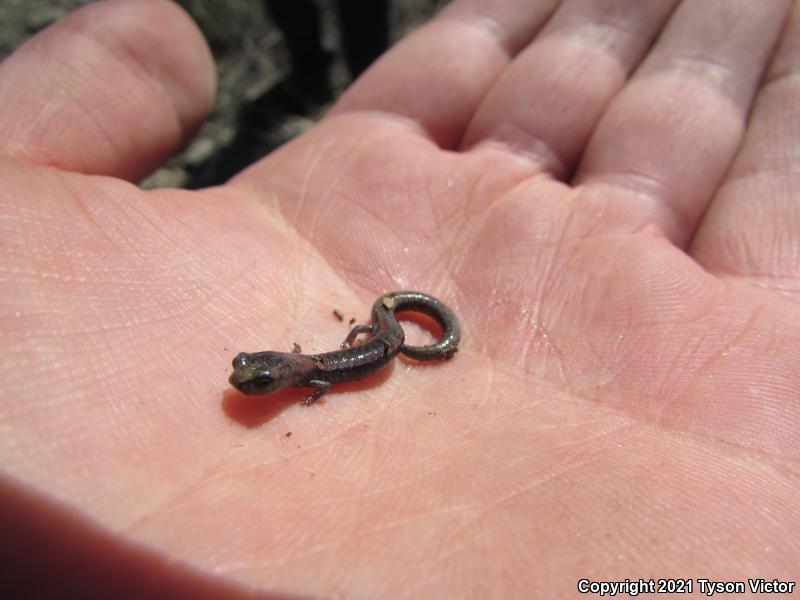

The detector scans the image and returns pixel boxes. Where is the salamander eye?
[232,352,249,369]
[249,371,274,391]
[229,367,276,395]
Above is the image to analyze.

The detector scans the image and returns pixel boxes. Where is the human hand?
[1,0,797,597]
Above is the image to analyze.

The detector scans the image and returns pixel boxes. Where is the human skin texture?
[0,0,798,597]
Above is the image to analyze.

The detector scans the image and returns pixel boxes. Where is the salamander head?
[229,351,302,395]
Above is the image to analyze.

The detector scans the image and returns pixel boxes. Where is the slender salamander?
[229,291,460,404]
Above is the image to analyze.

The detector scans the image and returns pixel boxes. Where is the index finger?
[329,0,560,148]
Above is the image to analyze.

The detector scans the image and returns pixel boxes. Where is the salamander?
[228,291,460,404]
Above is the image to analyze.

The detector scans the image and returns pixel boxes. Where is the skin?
[0,0,798,597]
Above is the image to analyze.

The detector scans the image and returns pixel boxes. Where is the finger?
[329,0,561,148]
[575,0,790,244]
[460,0,679,177]
[690,4,800,298]
[0,0,215,182]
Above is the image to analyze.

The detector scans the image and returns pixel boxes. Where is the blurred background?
[0,0,443,188]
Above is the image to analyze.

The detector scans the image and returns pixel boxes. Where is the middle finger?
[460,0,679,177]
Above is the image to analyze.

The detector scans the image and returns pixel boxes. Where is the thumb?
[0,0,215,181]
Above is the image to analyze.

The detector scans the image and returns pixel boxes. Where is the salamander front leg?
[341,323,374,348]
[302,379,331,405]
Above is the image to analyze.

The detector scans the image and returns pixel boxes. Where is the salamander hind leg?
[302,379,332,405]
[341,323,374,348]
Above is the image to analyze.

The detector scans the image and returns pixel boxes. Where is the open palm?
[1,0,798,597]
